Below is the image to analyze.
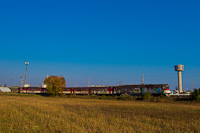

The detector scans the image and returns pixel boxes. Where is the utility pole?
[88,77,90,87]
[20,75,24,89]
[193,80,194,90]
[142,73,144,84]
[101,80,103,87]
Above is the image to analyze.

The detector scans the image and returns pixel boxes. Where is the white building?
[0,87,11,92]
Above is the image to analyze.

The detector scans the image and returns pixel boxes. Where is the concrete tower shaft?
[178,71,182,93]
[174,65,184,93]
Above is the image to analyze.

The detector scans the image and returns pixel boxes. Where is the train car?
[90,87,112,95]
[73,88,89,95]
[63,87,113,95]
[18,87,46,94]
[18,84,170,96]
[113,84,170,96]
[63,88,73,94]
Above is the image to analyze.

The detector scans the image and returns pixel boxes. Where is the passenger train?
[18,84,171,96]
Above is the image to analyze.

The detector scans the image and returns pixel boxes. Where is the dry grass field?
[0,94,200,133]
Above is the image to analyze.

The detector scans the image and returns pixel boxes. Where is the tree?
[191,88,200,101]
[43,75,66,96]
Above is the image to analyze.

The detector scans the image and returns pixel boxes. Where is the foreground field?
[0,95,200,132]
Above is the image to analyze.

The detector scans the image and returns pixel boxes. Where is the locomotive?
[18,84,170,96]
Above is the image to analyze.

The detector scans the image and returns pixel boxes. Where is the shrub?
[119,94,133,100]
[69,94,76,98]
[151,96,157,102]
[101,95,106,99]
[191,88,200,101]
[157,97,165,103]
[142,92,152,101]
[151,96,165,103]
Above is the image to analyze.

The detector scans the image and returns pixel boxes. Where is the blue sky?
[0,0,200,90]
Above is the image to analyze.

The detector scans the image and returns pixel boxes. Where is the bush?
[151,96,157,102]
[151,96,165,103]
[157,97,165,103]
[142,92,152,101]
[101,95,106,99]
[119,94,133,100]
[191,88,200,101]
[69,94,76,98]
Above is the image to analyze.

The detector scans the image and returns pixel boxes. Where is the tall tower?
[142,73,144,84]
[88,77,90,87]
[24,62,29,85]
[174,65,184,93]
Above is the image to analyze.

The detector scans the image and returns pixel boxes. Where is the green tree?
[44,75,66,96]
[191,88,200,101]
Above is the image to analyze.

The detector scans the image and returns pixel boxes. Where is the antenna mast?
[193,80,194,90]
[88,77,90,87]
[142,73,144,84]
[20,75,23,89]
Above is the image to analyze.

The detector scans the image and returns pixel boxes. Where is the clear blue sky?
[0,0,200,90]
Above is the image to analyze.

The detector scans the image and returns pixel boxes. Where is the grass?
[0,94,200,132]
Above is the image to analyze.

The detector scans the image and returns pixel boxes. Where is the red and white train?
[18,84,170,96]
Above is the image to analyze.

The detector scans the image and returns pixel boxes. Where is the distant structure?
[24,62,29,85]
[142,73,144,84]
[20,75,23,89]
[88,77,90,87]
[174,65,184,93]
[0,87,11,93]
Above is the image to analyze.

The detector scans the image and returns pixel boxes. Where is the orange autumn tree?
[44,75,66,96]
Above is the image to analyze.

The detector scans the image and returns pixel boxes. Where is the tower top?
[25,62,29,65]
[174,65,184,71]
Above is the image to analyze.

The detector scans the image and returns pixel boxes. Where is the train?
[18,84,171,96]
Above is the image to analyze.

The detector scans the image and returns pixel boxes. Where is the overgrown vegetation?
[0,95,199,132]
[191,88,200,101]
[119,94,133,100]
[142,92,152,101]
[151,95,166,103]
